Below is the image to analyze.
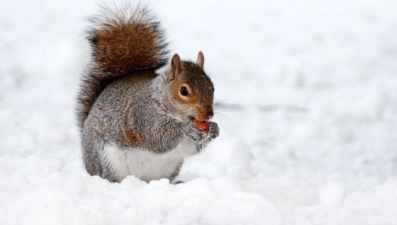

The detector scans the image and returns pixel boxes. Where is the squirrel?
[76,5,219,183]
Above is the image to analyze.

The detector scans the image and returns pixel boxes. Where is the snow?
[1,0,397,224]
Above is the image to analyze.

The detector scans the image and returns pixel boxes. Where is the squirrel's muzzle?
[196,105,214,121]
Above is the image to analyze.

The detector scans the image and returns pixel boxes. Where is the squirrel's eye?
[180,86,189,96]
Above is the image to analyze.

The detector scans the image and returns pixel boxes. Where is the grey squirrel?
[76,5,219,183]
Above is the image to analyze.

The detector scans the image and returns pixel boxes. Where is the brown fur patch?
[123,127,142,144]
[88,5,169,74]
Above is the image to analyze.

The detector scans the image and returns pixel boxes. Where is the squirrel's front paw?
[185,121,219,144]
[185,123,205,142]
[203,122,219,142]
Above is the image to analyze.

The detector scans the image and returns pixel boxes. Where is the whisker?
[214,110,241,130]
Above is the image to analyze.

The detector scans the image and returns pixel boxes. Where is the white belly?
[103,137,197,182]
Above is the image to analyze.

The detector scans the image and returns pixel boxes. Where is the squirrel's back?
[76,4,169,129]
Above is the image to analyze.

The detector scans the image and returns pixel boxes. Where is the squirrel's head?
[166,52,214,122]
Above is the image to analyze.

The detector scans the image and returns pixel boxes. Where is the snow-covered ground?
[1,0,397,224]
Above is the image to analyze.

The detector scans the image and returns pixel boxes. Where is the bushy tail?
[76,4,169,129]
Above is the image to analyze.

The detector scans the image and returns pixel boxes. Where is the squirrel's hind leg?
[82,128,119,182]
[169,160,184,184]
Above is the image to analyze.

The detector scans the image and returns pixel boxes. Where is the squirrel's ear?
[168,54,182,82]
[196,51,205,69]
